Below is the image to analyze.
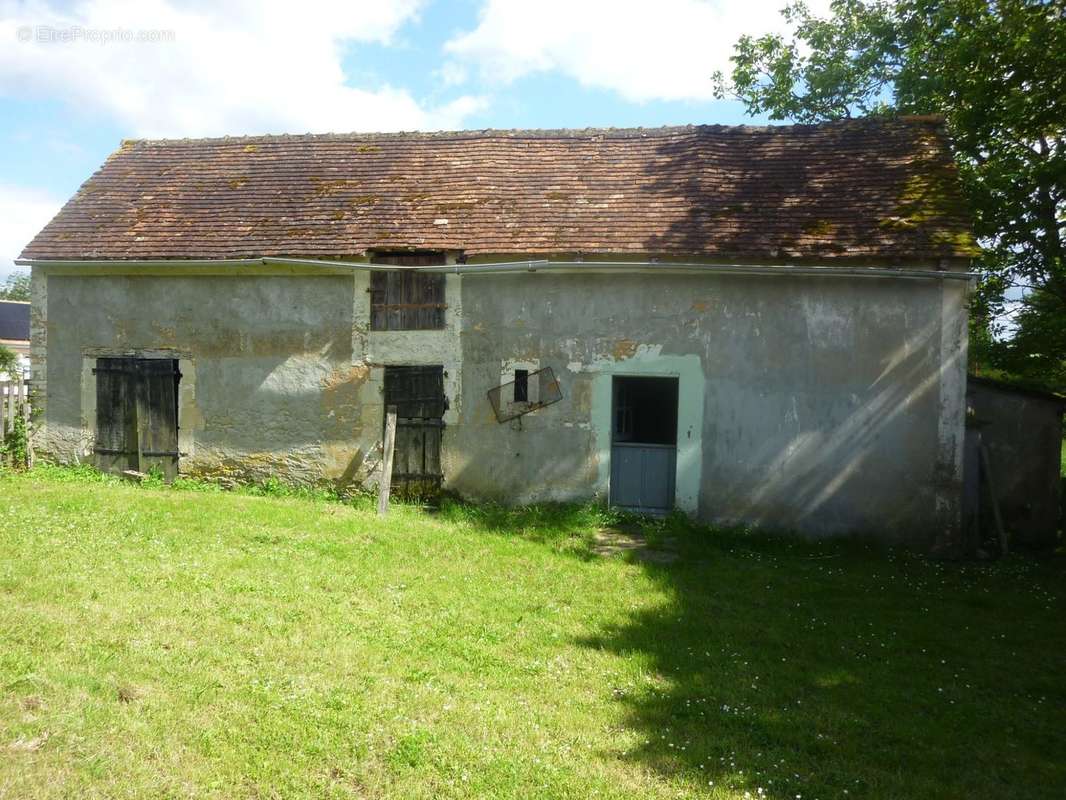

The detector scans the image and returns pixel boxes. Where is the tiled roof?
[0,301,30,342]
[20,116,977,263]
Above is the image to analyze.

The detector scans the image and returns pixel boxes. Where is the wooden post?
[979,442,1008,556]
[0,383,7,444]
[378,405,398,516]
[5,381,15,450]
[21,377,33,469]
[16,374,26,468]
[130,381,143,474]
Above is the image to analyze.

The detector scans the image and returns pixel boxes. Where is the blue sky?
[0,0,815,279]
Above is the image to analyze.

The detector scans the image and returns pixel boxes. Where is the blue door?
[609,376,679,513]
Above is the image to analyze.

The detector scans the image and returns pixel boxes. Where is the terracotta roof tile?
[20,117,977,263]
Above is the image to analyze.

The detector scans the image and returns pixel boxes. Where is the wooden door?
[94,357,138,474]
[383,365,444,498]
[93,358,180,480]
[137,359,181,481]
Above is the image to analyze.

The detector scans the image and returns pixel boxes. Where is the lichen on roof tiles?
[20,117,975,263]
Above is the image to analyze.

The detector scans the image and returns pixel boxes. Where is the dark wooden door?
[94,358,180,480]
[383,365,444,498]
[369,252,447,331]
[94,357,138,475]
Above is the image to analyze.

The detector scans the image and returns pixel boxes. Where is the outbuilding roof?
[20,116,977,264]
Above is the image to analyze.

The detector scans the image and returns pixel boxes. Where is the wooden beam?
[5,381,15,453]
[24,378,33,469]
[1,383,7,442]
[17,374,27,469]
[377,405,398,517]
[130,378,144,474]
[979,442,1008,556]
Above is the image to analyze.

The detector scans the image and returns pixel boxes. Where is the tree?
[0,345,16,377]
[0,271,30,302]
[715,0,1066,389]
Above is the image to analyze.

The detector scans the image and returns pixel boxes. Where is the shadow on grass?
[432,497,617,560]
[13,466,1065,796]
[426,498,1066,796]
[573,515,1066,799]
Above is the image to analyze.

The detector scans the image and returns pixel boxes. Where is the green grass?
[1,467,1064,799]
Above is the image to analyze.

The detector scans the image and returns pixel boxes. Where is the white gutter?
[16,256,977,281]
[17,256,432,272]
[261,257,394,271]
[15,258,265,268]
[420,260,979,281]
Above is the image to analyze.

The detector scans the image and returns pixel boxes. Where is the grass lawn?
[1,468,1064,799]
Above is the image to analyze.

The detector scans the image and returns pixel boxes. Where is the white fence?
[0,375,31,467]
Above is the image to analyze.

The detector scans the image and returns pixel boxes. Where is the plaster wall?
[35,266,464,490]
[451,271,968,544]
[33,265,968,543]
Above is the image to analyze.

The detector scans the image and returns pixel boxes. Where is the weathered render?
[31,265,462,489]
[20,117,978,548]
[453,270,969,541]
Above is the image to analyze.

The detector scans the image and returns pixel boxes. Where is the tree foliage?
[0,271,30,302]
[716,0,1066,389]
[0,345,17,377]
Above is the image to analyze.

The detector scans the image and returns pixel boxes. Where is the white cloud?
[0,184,62,280]
[446,0,831,103]
[0,0,486,137]
[436,61,469,88]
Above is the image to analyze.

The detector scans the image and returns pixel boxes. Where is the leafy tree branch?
[716,0,1066,389]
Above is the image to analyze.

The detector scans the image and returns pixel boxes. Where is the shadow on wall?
[57,342,361,451]
[44,274,362,471]
[636,130,965,546]
[710,313,963,544]
[443,307,963,546]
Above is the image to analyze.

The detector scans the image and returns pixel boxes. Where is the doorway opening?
[93,357,181,480]
[383,365,445,498]
[609,376,679,512]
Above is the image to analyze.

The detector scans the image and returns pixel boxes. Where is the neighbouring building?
[18,117,979,547]
[965,376,1064,550]
[0,299,30,370]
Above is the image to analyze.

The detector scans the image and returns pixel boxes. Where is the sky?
[0,0,829,281]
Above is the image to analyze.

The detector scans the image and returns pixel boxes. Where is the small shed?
[965,376,1065,550]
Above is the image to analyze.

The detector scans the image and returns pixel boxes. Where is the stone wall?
[451,271,968,545]
[32,262,969,544]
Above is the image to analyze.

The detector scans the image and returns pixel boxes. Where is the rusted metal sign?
[487,366,563,423]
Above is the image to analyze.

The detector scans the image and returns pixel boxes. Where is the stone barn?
[18,116,978,547]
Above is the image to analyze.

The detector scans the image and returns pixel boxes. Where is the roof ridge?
[119,115,940,147]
